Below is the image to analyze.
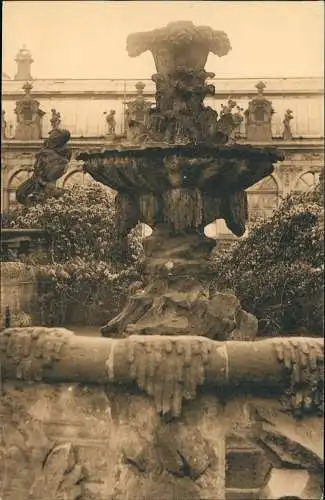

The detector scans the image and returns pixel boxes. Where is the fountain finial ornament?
[126,21,234,144]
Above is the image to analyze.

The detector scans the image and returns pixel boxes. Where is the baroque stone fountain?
[1,21,323,500]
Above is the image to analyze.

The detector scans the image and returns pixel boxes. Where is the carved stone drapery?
[244,81,274,142]
[14,82,45,140]
[1,328,323,418]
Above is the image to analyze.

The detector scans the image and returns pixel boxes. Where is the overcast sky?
[2,1,324,80]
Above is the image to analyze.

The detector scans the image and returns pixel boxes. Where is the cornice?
[2,138,324,153]
[2,89,324,100]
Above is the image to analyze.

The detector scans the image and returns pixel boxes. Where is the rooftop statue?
[282,108,294,140]
[104,109,116,136]
[50,108,61,130]
[16,127,72,205]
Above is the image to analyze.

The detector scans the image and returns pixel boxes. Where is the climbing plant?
[6,184,143,325]
[211,182,324,336]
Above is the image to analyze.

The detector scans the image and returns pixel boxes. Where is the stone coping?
[1,327,323,418]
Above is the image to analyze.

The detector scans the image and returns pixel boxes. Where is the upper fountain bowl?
[77,144,284,196]
[126,21,231,75]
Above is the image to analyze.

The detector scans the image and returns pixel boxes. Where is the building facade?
[1,49,324,238]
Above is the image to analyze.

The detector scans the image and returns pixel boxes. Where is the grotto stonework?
[1,21,323,500]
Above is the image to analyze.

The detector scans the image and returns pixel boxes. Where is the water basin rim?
[76,144,285,162]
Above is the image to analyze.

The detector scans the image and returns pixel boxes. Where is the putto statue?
[220,98,237,116]
[104,109,116,136]
[16,128,72,205]
[282,109,294,140]
[50,109,61,130]
[232,105,244,138]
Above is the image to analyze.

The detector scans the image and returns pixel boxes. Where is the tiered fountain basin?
[77,144,284,238]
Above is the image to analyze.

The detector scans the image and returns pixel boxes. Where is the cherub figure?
[50,109,61,130]
[282,109,294,140]
[220,98,237,116]
[104,110,116,135]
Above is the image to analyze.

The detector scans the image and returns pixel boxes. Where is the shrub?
[6,184,143,325]
[211,184,324,336]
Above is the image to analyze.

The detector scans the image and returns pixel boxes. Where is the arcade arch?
[293,170,321,193]
[6,168,31,208]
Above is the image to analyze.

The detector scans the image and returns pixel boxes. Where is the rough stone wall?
[0,381,323,500]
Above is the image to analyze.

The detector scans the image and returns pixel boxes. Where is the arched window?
[294,170,321,193]
[6,169,32,208]
[247,175,279,221]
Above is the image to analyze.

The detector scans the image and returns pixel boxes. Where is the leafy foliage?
[6,184,143,325]
[211,184,324,336]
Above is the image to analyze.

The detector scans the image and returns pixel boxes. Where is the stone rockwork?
[0,328,323,499]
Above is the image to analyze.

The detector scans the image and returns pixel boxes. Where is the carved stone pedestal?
[101,225,257,340]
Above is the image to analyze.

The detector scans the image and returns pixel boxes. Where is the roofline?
[2,76,324,82]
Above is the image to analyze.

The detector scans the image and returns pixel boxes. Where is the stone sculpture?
[124,81,152,143]
[78,23,284,338]
[14,81,45,140]
[232,105,244,138]
[104,109,116,136]
[126,22,236,145]
[244,81,274,142]
[282,109,294,140]
[50,108,61,130]
[14,45,34,81]
[1,109,6,139]
[220,98,237,116]
[16,127,72,205]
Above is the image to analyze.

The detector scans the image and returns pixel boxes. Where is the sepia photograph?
[0,1,324,499]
